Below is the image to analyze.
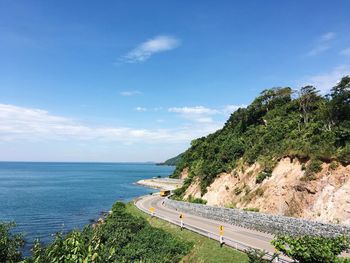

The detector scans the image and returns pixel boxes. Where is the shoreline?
[136,177,183,191]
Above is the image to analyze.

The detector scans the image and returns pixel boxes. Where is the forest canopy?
[171,76,350,195]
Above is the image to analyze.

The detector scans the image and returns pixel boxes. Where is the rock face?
[182,157,350,225]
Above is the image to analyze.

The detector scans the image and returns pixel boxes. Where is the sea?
[0,162,175,255]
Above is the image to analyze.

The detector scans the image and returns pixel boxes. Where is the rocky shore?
[136,177,183,190]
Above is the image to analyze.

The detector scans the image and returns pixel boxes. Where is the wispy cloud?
[307,32,336,56]
[340,47,350,57]
[123,35,180,63]
[0,103,219,144]
[135,106,147,112]
[169,106,218,123]
[303,65,350,93]
[120,90,142,96]
[168,105,246,123]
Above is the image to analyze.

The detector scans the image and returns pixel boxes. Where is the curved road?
[136,194,290,261]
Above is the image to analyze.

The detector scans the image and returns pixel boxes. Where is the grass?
[126,202,248,263]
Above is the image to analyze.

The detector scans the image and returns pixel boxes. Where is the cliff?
[171,76,350,225]
[180,157,350,225]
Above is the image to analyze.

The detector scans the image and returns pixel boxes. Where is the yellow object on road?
[219,225,224,235]
[160,190,171,197]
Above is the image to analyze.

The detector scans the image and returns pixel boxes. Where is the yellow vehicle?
[160,190,171,197]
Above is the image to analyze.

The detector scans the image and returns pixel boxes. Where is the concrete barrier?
[164,198,350,238]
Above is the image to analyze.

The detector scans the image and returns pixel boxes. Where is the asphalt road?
[135,194,288,259]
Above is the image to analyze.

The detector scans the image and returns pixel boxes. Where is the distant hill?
[157,153,183,166]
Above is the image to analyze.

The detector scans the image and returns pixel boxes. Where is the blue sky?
[0,0,350,162]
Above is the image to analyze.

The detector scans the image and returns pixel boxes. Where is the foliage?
[20,201,191,263]
[187,195,207,204]
[256,172,272,184]
[272,235,350,263]
[243,208,259,212]
[245,248,278,263]
[0,222,24,263]
[171,77,350,195]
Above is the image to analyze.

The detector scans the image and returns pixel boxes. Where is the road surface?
[135,194,291,262]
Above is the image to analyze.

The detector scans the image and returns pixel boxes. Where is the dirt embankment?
[182,158,350,225]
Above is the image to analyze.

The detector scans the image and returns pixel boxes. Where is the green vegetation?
[243,207,259,212]
[245,249,278,263]
[126,203,248,263]
[0,222,24,263]
[1,202,191,263]
[255,172,272,184]
[187,195,207,204]
[157,153,183,166]
[272,235,350,263]
[171,77,350,196]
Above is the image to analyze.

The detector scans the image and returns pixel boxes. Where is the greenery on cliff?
[158,153,183,166]
[171,76,350,195]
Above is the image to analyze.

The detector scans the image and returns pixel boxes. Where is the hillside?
[171,76,350,224]
[157,153,183,166]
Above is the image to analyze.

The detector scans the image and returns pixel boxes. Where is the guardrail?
[135,196,291,263]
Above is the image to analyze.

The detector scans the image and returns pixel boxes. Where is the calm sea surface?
[0,162,174,254]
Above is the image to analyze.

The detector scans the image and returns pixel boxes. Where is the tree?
[272,235,350,263]
[330,76,350,124]
[299,85,320,124]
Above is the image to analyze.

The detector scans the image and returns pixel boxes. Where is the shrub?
[243,207,260,212]
[256,172,272,184]
[246,248,278,263]
[25,201,192,263]
[307,159,323,174]
[0,222,24,263]
[187,195,207,204]
[329,161,339,170]
[272,235,350,263]
[337,144,350,165]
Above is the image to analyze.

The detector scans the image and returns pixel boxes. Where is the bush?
[256,172,272,184]
[337,144,350,165]
[187,195,207,204]
[272,235,350,263]
[0,222,24,263]
[243,207,259,212]
[24,201,192,262]
[245,248,278,263]
[329,161,339,170]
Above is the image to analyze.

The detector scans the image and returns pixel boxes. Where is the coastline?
[136,177,183,191]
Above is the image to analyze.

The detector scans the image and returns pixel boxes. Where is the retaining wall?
[164,198,350,237]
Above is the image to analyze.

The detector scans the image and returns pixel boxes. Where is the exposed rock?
[180,157,350,225]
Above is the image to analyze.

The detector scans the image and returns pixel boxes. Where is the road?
[135,194,291,262]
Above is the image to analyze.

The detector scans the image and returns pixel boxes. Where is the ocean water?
[0,162,174,254]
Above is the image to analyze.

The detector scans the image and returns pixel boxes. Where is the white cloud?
[135,106,147,112]
[307,32,336,56]
[123,35,180,63]
[304,65,350,93]
[120,90,142,96]
[340,47,350,57]
[0,103,220,144]
[168,106,218,123]
[168,105,246,123]
[169,106,218,115]
[320,32,336,41]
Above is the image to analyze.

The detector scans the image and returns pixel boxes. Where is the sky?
[0,0,350,162]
